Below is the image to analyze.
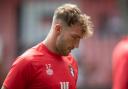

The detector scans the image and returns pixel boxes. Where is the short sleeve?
[3,57,34,89]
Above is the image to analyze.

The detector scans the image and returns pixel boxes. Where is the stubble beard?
[56,41,68,56]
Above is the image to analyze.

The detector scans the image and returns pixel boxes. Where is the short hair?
[53,3,93,38]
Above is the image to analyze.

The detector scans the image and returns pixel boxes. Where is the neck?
[43,32,58,55]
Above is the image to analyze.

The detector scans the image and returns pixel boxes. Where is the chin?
[62,52,69,56]
[63,54,68,56]
[59,50,69,56]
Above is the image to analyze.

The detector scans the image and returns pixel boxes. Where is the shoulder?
[113,38,128,60]
[64,54,78,67]
[113,37,128,67]
[12,42,53,71]
[68,53,77,61]
[66,54,78,78]
[12,47,45,69]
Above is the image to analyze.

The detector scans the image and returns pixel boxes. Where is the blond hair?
[53,3,93,38]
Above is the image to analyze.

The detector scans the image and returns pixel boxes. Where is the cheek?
[56,34,73,49]
[56,35,66,48]
[60,37,72,50]
[62,36,72,45]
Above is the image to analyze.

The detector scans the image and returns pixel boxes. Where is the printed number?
[60,82,69,89]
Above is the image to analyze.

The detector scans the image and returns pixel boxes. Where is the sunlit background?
[0,0,128,89]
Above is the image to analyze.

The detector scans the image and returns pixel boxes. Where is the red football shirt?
[112,37,128,89]
[3,42,78,89]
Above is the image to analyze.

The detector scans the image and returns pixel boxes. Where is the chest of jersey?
[29,56,77,89]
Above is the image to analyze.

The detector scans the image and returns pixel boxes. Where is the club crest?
[45,64,53,76]
[69,64,75,77]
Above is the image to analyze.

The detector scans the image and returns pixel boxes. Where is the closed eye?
[72,36,76,39]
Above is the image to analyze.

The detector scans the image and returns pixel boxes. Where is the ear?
[55,24,62,34]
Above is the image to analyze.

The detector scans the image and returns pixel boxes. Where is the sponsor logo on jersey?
[45,64,53,76]
[69,64,75,77]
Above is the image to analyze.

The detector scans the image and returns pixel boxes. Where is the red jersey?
[3,42,78,89]
[112,37,128,89]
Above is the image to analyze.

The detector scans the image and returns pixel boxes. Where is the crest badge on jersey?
[69,64,75,77]
[45,64,53,76]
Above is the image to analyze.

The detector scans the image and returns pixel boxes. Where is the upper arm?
[3,58,34,89]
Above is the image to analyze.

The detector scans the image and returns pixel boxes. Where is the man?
[112,37,128,89]
[1,3,93,89]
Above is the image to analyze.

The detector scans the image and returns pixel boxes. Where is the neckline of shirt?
[41,43,62,59]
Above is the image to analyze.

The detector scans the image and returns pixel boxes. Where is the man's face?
[55,24,83,56]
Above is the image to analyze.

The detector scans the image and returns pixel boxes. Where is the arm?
[2,57,34,89]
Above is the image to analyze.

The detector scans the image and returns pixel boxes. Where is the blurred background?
[0,0,128,89]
